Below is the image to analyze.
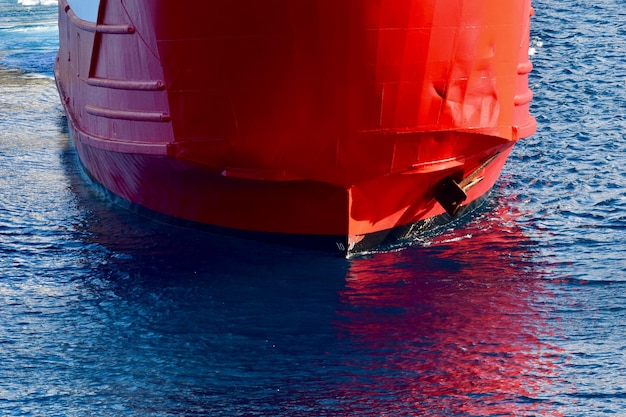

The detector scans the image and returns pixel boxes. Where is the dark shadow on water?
[56,126,566,416]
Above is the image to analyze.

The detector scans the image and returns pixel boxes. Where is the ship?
[54,0,536,256]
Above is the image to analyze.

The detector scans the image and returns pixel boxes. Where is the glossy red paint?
[55,0,536,254]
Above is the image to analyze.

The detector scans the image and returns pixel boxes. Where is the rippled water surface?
[0,0,625,415]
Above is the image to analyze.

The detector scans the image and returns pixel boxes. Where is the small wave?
[0,22,57,33]
[17,0,57,5]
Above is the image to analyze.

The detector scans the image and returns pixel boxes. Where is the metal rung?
[65,5,135,34]
[85,105,171,122]
[87,78,165,91]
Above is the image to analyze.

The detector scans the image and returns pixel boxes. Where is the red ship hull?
[55,0,536,255]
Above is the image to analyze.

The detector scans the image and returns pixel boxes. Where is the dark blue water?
[1,0,624,415]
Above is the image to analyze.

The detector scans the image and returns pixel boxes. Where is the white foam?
[18,0,57,5]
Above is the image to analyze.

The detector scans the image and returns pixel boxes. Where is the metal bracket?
[434,153,500,217]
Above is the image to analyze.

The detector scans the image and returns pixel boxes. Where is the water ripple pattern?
[504,0,626,280]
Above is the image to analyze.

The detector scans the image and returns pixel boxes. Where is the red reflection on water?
[334,205,565,416]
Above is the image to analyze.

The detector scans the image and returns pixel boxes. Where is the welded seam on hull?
[75,130,171,156]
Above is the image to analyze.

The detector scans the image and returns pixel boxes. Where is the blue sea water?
[0,0,625,415]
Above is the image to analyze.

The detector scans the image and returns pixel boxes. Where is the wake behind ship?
[54,0,536,255]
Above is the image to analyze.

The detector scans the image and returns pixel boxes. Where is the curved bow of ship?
[55,0,536,255]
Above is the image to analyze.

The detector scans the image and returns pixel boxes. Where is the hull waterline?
[55,0,536,255]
